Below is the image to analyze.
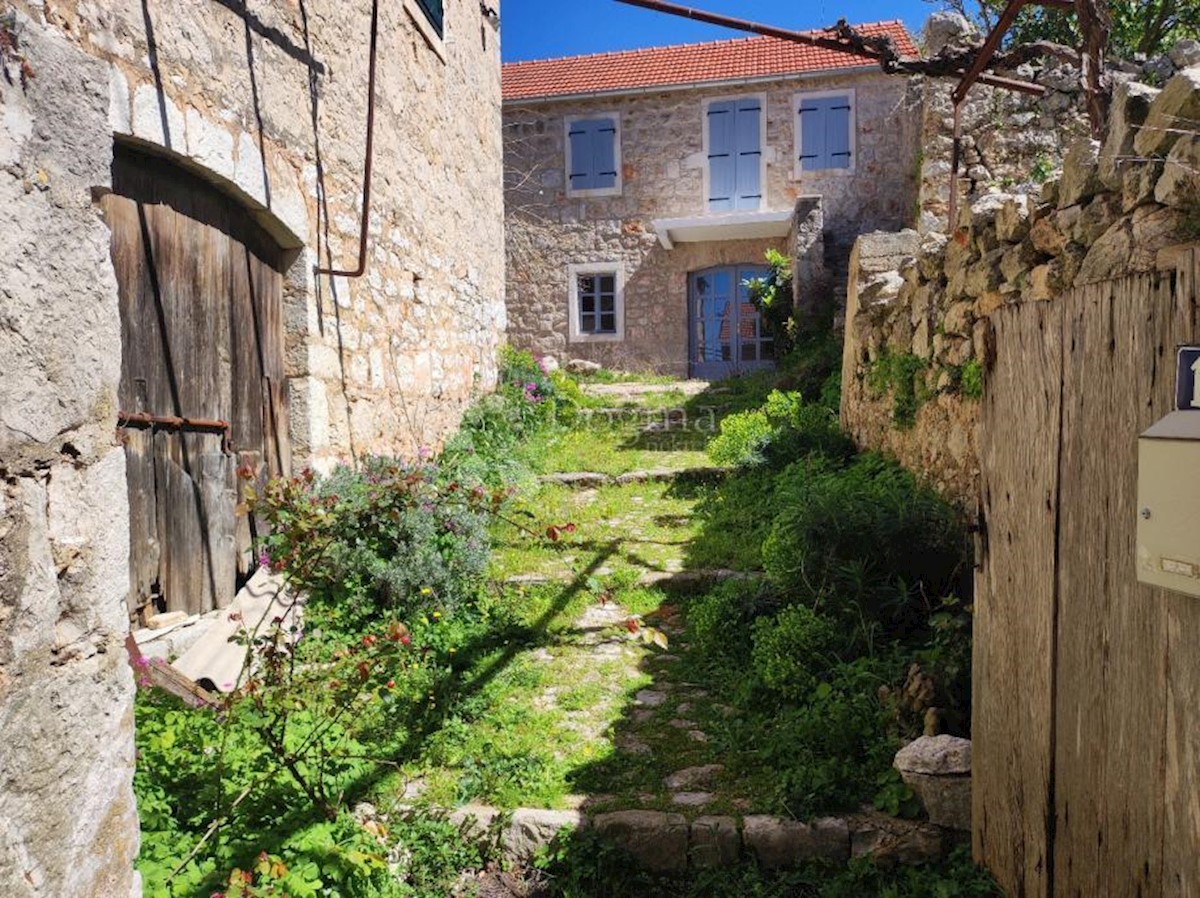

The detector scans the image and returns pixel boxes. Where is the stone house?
[502,23,921,378]
[0,0,504,894]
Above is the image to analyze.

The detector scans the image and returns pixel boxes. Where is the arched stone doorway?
[100,141,298,618]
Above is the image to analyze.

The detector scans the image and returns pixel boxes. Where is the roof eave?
[502,63,885,107]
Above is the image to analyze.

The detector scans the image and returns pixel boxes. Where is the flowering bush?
[250,458,492,625]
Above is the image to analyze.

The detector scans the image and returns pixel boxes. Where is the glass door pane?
[693,269,733,365]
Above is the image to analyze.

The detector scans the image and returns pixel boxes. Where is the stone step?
[538,467,732,488]
[502,569,763,589]
[580,380,711,398]
[375,802,957,873]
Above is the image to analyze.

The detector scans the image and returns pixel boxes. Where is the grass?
[489,480,707,582]
[380,581,661,811]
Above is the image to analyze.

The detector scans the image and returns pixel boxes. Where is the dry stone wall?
[842,65,1200,506]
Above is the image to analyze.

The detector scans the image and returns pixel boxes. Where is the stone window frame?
[567,261,626,343]
[700,91,769,214]
[564,112,624,198]
[405,0,447,64]
[792,88,857,178]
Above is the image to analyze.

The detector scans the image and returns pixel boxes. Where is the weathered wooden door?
[102,145,291,618]
[974,248,1200,897]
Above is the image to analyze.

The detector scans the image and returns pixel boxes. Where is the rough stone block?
[742,815,850,868]
[1077,205,1180,284]
[449,804,500,841]
[592,810,689,872]
[1099,81,1159,189]
[894,736,972,831]
[1170,40,1200,70]
[1155,135,1200,209]
[1058,139,1104,208]
[848,811,947,865]
[1134,67,1200,158]
[503,809,587,862]
[995,195,1032,243]
[690,816,740,869]
[132,82,186,151]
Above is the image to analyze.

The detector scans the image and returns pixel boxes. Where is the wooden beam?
[953,0,1032,104]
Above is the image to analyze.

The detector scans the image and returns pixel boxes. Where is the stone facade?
[841,66,1200,506]
[1,1,505,894]
[505,69,921,376]
[41,0,506,468]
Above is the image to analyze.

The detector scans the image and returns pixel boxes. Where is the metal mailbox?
[1137,347,1200,597]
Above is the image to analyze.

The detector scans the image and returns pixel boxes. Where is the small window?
[578,273,617,334]
[566,116,621,196]
[794,90,855,175]
[415,0,444,38]
[568,263,624,343]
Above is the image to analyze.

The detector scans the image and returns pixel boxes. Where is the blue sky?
[501,0,936,62]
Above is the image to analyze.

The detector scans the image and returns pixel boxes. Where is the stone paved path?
[398,381,957,872]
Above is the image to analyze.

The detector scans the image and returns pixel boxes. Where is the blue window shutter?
[569,118,618,191]
[798,98,829,171]
[569,122,595,190]
[734,99,762,209]
[826,98,852,169]
[592,120,618,189]
[799,96,852,171]
[707,101,735,212]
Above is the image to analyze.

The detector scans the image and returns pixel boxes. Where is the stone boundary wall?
[842,66,1200,506]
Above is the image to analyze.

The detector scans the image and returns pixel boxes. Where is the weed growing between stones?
[866,349,932,429]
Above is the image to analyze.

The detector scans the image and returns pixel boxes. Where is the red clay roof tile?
[502,22,917,102]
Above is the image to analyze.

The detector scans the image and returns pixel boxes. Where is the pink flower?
[258,548,271,571]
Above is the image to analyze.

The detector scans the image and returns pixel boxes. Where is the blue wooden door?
[688,265,773,380]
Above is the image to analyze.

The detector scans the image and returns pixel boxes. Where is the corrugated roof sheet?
[502,22,917,102]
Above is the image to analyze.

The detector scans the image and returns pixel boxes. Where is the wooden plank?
[120,427,160,616]
[1051,280,1112,897]
[1164,247,1200,898]
[973,298,1062,898]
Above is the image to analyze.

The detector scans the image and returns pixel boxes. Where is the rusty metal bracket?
[117,410,234,454]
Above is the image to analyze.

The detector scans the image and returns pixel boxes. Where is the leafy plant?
[959,359,984,400]
[251,460,492,626]
[750,604,845,701]
[707,390,853,467]
[745,249,797,356]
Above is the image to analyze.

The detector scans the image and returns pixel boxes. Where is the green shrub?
[751,604,844,701]
[754,656,904,815]
[745,249,797,356]
[707,390,852,468]
[762,454,969,641]
[687,577,773,668]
